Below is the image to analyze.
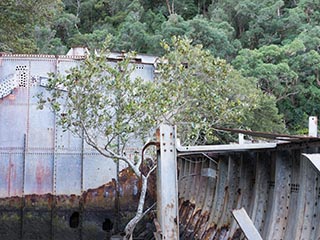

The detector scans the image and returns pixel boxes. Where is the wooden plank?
[232,207,263,240]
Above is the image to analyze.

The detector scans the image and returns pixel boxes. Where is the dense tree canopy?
[0,0,62,53]
[2,0,320,133]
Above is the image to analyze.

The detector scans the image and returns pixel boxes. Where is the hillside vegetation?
[1,0,319,133]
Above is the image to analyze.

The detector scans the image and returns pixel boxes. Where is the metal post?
[21,134,26,239]
[308,116,318,137]
[52,114,57,240]
[238,133,245,145]
[156,124,179,239]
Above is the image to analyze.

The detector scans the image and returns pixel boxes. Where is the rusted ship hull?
[2,52,320,240]
[178,146,320,239]
[0,168,155,240]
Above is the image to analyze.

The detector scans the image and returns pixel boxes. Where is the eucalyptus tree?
[113,1,149,53]
[185,16,240,60]
[0,0,61,53]
[233,37,320,133]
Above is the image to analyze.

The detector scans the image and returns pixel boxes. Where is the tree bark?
[123,175,148,239]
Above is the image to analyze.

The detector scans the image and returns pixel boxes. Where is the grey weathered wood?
[232,207,263,240]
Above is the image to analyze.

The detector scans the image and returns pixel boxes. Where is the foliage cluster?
[38,37,285,154]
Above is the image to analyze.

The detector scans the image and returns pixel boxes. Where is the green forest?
[1,0,320,134]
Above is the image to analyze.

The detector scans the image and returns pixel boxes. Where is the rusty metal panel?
[189,160,202,204]
[239,155,255,214]
[177,138,320,239]
[264,151,291,240]
[27,105,55,150]
[292,154,320,240]
[0,54,157,240]
[201,167,216,178]
[210,156,228,224]
[55,126,82,151]
[157,124,179,239]
[29,58,56,77]
[195,160,217,239]
[178,157,189,201]
[250,153,271,235]
[55,154,81,195]
[54,123,82,196]
[180,159,196,229]
[83,153,117,191]
[229,154,256,238]
[179,159,204,239]
[219,155,241,226]
[24,154,53,195]
[283,150,301,240]
[0,103,27,148]
[312,172,320,239]
[189,159,211,239]
[0,59,30,77]
[0,153,23,197]
[130,64,155,82]
[57,59,80,75]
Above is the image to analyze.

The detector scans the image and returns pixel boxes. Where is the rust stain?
[178,200,242,240]
[0,196,22,209]
[6,156,17,197]
[8,93,15,101]
[216,226,229,239]
[193,211,209,239]
[25,193,53,208]
[0,165,156,240]
[0,167,156,212]
[35,163,51,194]
[82,168,156,211]
[202,225,217,240]
[183,209,201,239]
[166,203,174,209]
[35,163,44,190]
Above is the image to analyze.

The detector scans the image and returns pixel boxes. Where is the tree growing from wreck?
[38,38,160,239]
[38,36,285,239]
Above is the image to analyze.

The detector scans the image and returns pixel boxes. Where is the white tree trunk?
[123,175,149,239]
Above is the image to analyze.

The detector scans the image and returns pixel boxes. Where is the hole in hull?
[103,218,114,232]
[69,212,80,228]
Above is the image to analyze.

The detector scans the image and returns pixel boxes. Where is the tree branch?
[276,91,299,102]
[79,120,141,176]
[165,0,172,14]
